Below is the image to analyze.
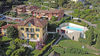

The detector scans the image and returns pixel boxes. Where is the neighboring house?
[0,14,6,20]
[1,17,48,42]
[16,5,39,15]
[56,23,88,41]
[33,9,64,20]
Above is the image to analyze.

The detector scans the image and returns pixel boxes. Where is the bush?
[0,21,7,27]
[41,6,48,10]
[79,38,87,44]
[1,36,12,41]
[7,26,18,39]
[9,12,17,17]
[29,42,36,48]
[6,49,12,56]
[51,16,58,21]
[33,39,56,56]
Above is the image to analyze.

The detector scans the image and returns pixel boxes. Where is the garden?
[52,37,100,56]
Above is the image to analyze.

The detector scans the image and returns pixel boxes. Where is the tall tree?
[86,27,94,45]
[6,0,12,3]
[95,33,100,49]
[58,0,64,7]
[7,26,18,39]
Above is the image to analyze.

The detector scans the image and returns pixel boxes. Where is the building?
[18,17,48,42]
[56,23,88,41]
[1,17,48,42]
[33,9,64,20]
[16,5,39,15]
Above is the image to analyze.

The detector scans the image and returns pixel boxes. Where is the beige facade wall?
[18,23,47,42]
[65,32,81,41]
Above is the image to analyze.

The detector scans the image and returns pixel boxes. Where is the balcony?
[25,32,35,34]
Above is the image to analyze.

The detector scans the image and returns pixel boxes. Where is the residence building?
[18,17,48,42]
[33,9,64,20]
[16,5,39,15]
[56,23,88,41]
[1,17,48,42]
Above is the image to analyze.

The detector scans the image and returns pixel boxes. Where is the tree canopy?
[7,26,18,38]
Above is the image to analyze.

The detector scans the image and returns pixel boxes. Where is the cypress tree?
[95,34,100,49]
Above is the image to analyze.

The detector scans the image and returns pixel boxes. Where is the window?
[36,28,40,32]
[37,34,39,37]
[30,28,34,32]
[26,28,29,32]
[21,28,24,30]
[31,34,34,38]
[28,23,31,27]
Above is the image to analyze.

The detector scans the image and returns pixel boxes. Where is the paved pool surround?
[56,23,88,41]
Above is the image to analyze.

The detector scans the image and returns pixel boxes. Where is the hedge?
[33,39,56,56]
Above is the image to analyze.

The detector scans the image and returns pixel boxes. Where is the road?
[5,16,23,20]
[80,19,97,27]
[64,10,97,27]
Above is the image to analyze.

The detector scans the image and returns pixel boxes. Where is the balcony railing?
[25,32,35,34]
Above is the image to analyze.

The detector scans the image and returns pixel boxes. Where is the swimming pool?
[66,26,83,31]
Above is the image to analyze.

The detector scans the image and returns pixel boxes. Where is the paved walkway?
[80,19,97,27]
[53,35,62,45]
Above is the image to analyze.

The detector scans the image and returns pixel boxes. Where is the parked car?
[0,14,6,20]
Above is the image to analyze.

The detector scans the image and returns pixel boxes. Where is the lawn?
[52,38,99,56]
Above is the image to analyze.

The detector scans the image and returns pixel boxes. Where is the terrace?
[56,23,88,41]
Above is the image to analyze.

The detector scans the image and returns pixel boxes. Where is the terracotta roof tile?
[19,17,48,28]
[34,9,64,13]
[1,24,19,29]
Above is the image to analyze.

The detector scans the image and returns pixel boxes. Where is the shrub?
[29,42,36,48]
[6,49,12,56]
[33,39,56,56]
[7,26,18,39]
[0,21,7,27]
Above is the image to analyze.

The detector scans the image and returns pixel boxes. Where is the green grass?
[52,38,99,56]
[61,53,97,56]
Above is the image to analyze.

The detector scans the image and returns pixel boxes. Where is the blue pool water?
[66,26,83,31]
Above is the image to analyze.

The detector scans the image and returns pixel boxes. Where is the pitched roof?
[26,6,39,11]
[34,9,64,13]
[19,17,48,28]
[16,5,26,8]
[1,24,18,29]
